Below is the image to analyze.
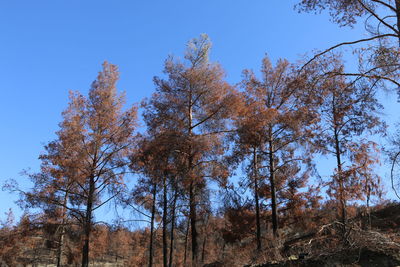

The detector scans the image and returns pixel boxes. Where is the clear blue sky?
[0,0,398,221]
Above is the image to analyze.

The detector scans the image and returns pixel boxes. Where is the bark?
[334,127,347,237]
[149,183,157,267]
[183,217,190,266]
[201,215,209,264]
[168,186,178,267]
[189,182,198,265]
[253,147,262,250]
[188,86,199,266]
[56,227,65,267]
[162,173,168,267]
[221,242,226,262]
[268,129,278,237]
[332,94,347,239]
[81,175,95,267]
[367,185,371,230]
[201,233,207,264]
[56,192,68,267]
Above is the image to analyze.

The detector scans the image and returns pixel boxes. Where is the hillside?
[242,203,400,267]
[1,203,400,266]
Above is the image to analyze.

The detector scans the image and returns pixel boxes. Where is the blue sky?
[0,0,398,222]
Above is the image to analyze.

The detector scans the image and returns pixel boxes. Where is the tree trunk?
[168,185,178,267]
[268,132,278,237]
[189,182,198,265]
[201,233,207,264]
[366,184,371,230]
[201,215,209,264]
[333,121,347,239]
[149,183,157,267]
[81,176,95,267]
[188,88,198,266]
[253,147,262,249]
[183,217,190,266]
[57,191,68,267]
[57,228,65,267]
[162,173,168,267]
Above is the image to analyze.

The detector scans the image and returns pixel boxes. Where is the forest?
[2,1,400,267]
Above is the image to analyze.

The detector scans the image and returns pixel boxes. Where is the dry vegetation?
[2,1,400,266]
[1,202,400,266]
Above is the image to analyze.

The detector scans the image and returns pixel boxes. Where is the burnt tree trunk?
[201,214,209,264]
[189,182,198,265]
[162,172,168,267]
[268,129,278,237]
[333,95,347,239]
[149,183,157,267]
[81,175,95,267]
[253,147,262,249]
[183,217,190,266]
[168,185,178,267]
[56,191,68,267]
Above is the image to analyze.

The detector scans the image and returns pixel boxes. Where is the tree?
[235,55,318,237]
[72,62,137,267]
[314,70,384,237]
[143,34,240,265]
[129,132,185,267]
[229,85,266,249]
[18,62,137,267]
[129,136,162,267]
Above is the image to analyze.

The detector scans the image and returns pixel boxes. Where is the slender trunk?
[162,173,168,267]
[268,129,278,237]
[57,228,65,267]
[183,217,190,266]
[331,93,347,242]
[149,183,157,267]
[168,186,178,267]
[81,176,95,267]
[189,182,198,265]
[201,234,207,264]
[334,129,347,237]
[201,215,209,264]
[253,147,262,250]
[221,241,226,262]
[188,87,198,266]
[367,185,371,230]
[57,191,68,267]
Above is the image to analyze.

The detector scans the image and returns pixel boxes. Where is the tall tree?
[129,132,185,267]
[143,34,239,265]
[314,71,384,236]
[229,89,267,249]
[236,56,318,237]
[20,62,137,267]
